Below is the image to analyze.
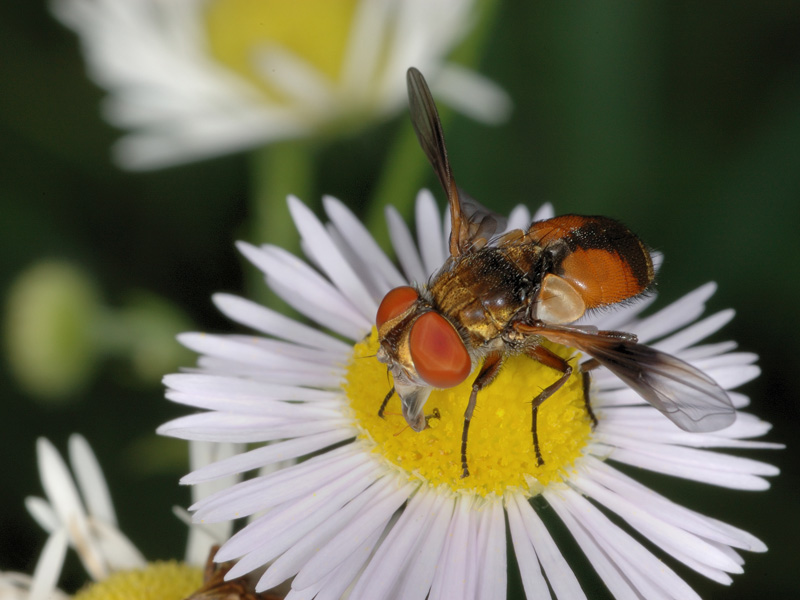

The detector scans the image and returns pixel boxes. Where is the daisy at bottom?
[2,435,246,600]
[159,191,781,599]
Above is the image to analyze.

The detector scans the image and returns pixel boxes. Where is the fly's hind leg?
[460,352,504,479]
[580,360,599,428]
[524,345,573,467]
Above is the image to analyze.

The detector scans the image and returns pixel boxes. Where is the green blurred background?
[1,1,798,598]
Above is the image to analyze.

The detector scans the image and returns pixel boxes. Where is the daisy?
[6,435,242,600]
[159,192,780,599]
[50,0,510,170]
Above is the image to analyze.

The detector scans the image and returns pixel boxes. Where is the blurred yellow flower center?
[205,0,359,100]
[345,329,593,497]
[73,562,202,600]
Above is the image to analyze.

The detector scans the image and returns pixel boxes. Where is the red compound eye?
[376,286,419,328]
[409,312,471,388]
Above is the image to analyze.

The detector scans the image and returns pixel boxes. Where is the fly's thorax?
[428,245,542,346]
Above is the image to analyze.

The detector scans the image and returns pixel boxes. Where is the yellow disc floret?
[73,562,202,600]
[205,0,359,101]
[345,329,593,497]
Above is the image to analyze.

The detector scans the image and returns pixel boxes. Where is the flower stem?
[364,124,428,244]
[248,141,316,310]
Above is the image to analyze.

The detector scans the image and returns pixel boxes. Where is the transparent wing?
[521,322,736,432]
[457,188,508,250]
[406,67,506,256]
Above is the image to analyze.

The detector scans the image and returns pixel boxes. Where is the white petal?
[571,471,741,573]
[1,571,68,600]
[505,205,531,231]
[508,493,585,599]
[432,64,512,125]
[289,196,377,320]
[68,434,116,527]
[505,496,550,599]
[185,441,242,565]
[550,489,701,600]
[654,309,735,355]
[24,497,59,534]
[698,364,760,390]
[378,2,472,108]
[193,446,368,522]
[212,293,350,353]
[415,190,446,277]
[546,490,639,600]
[323,221,387,301]
[429,495,476,600]
[586,293,658,331]
[531,202,554,221]
[165,387,341,419]
[290,480,415,589]
[338,0,392,94]
[192,356,343,388]
[581,458,762,550]
[475,498,507,600]
[29,529,68,600]
[165,391,341,419]
[676,341,737,362]
[164,373,339,403]
[89,519,146,571]
[36,439,104,578]
[112,110,305,170]
[349,488,446,600]
[606,440,778,489]
[323,195,405,293]
[182,430,353,484]
[386,206,426,284]
[256,475,395,591]
[297,526,385,600]
[159,411,352,443]
[237,242,368,337]
[253,46,332,111]
[390,491,456,600]
[597,417,780,450]
[693,351,758,370]
[178,333,339,371]
[632,283,717,344]
[36,439,87,536]
[223,464,385,578]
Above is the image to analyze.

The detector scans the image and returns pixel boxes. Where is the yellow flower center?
[345,330,593,497]
[72,562,202,600]
[204,0,359,101]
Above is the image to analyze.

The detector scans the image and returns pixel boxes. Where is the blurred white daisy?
[3,435,242,600]
[159,192,781,599]
[50,0,510,170]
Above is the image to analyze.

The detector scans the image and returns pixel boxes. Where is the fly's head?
[376,285,472,431]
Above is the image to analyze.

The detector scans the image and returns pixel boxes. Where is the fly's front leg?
[378,386,395,419]
[523,344,572,467]
[461,352,504,479]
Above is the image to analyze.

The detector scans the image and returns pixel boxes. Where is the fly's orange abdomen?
[559,247,640,308]
[529,215,654,309]
[527,215,589,244]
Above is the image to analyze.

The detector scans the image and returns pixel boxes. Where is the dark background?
[1,2,798,598]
